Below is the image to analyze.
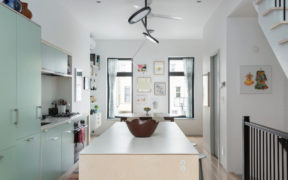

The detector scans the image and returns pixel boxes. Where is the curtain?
[108,59,118,118]
[184,59,194,118]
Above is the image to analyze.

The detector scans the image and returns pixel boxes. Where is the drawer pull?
[14,109,19,125]
[0,156,3,161]
[25,137,35,142]
[50,137,59,141]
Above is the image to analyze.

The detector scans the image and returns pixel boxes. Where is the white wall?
[202,0,242,169]
[91,40,203,136]
[26,0,91,115]
[226,17,288,174]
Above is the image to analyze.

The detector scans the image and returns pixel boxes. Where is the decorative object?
[75,68,83,101]
[144,107,151,115]
[125,119,159,137]
[137,77,152,93]
[154,82,166,96]
[57,99,67,114]
[19,1,32,19]
[153,61,165,75]
[137,64,147,72]
[3,0,22,12]
[203,72,210,107]
[94,105,99,113]
[240,65,272,94]
[136,94,148,104]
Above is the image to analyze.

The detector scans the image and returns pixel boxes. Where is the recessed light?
[96,1,101,4]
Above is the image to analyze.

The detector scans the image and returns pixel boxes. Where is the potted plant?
[57,99,67,114]
[94,105,99,113]
[144,107,151,115]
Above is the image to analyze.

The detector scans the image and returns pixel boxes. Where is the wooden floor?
[67,137,241,180]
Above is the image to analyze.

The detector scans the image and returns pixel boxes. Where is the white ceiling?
[59,0,223,39]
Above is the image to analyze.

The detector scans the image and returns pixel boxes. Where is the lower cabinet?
[0,146,17,180]
[61,123,74,173]
[41,127,62,180]
[15,134,41,180]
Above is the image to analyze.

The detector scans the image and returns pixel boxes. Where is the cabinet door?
[42,128,62,180]
[0,146,17,180]
[61,124,75,173]
[16,15,41,138]
[15,134,41,180]
[0,5,17,148]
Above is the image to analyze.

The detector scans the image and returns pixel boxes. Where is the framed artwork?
[137,77,152,93]
[153,61,165,75]
[240,65,272,94]
[203,73,210,107]
[137,64,147,72]
[136,94,148,104]
[154,82,166,96]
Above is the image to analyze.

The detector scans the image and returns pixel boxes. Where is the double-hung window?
[107,58,133,118]
[168,57,194,118]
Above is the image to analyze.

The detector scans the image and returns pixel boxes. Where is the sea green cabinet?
[16,15,41,138]
[0,3,18,150]
[15,133,41,180]
[42,128,62,180]
[42,43,68,74]
[61,123,75,173]
[0,146,17,180]
[0,4,41,149]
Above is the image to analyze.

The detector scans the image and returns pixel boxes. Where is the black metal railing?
[274,0,287,21]
[243,116,288,180]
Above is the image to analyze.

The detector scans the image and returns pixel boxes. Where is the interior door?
[210,53,220,158]
[0,5,17,149]
[16,15,41,138]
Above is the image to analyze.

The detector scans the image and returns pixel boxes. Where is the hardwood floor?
[67,137,241,180]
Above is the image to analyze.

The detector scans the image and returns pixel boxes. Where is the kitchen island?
[79,122,199,180]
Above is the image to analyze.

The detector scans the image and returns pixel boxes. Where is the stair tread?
[263,7,288,16]
[256,0,263,5]
[271,21,288,30]
[279,38,288,45]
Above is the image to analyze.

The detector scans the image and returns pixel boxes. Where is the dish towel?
[78,127,86,144]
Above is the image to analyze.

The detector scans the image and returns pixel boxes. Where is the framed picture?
[137,77,152,93]
[154,82,166,96]
[83,77,90,90]
[136,94,148,104]
[137,64,147,72]
[203,73,210,107]
[153,61,165,75]
[240,65,272,94]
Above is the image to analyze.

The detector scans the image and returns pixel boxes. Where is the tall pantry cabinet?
[0,3,41,180]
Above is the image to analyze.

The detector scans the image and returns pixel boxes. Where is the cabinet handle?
[14,109,19,125]
[50,137,59,141]
[0,156,3,161]
[36,106,42,120]
[25,137,35,142]
[64,131,73,134]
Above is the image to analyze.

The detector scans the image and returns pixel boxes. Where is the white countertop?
[41,114,84,130]
[81,122,199,155]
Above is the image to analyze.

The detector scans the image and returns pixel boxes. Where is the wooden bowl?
[126,118,159,137]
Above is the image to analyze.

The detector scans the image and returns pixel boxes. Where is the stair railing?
[243,116,288,180]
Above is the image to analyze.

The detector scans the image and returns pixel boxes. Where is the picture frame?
[154,82,166,96]
[83,77,90,90]
[137,77,152,93]
[240,65,272,94]
[137,64,147,72]
[153,61,165,75]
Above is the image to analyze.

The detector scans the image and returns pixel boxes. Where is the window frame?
[107,58,133,119]
[168,57,195,118]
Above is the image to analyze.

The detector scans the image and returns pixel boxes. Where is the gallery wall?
[91,39,204,136]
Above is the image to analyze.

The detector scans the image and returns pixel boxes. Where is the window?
[107,58,133,118]
[168,57,194,118]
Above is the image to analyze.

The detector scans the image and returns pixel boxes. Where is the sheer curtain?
[184,59,194,118]
[108,59,118,118]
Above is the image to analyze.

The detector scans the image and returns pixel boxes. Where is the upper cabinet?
[42,41,72,77]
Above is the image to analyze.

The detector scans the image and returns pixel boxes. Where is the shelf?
[41,68,72,78]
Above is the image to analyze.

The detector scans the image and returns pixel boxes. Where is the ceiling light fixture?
[128,6,151,24]
[143,32,159,44]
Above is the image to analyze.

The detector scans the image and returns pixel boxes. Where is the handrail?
[244,121,288,139]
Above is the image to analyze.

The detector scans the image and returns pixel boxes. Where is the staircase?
[253,0,288,78]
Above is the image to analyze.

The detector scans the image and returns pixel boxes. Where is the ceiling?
[59,0,223,39]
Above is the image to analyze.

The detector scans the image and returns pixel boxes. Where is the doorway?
[210,52,220,159]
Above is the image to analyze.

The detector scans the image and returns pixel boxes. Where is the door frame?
[210,50,221,159]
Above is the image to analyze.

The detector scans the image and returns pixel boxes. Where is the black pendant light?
[143,32,159,44]
[128,6,151,24]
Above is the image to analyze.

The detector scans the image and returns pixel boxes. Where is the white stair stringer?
[253,0,288,78]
